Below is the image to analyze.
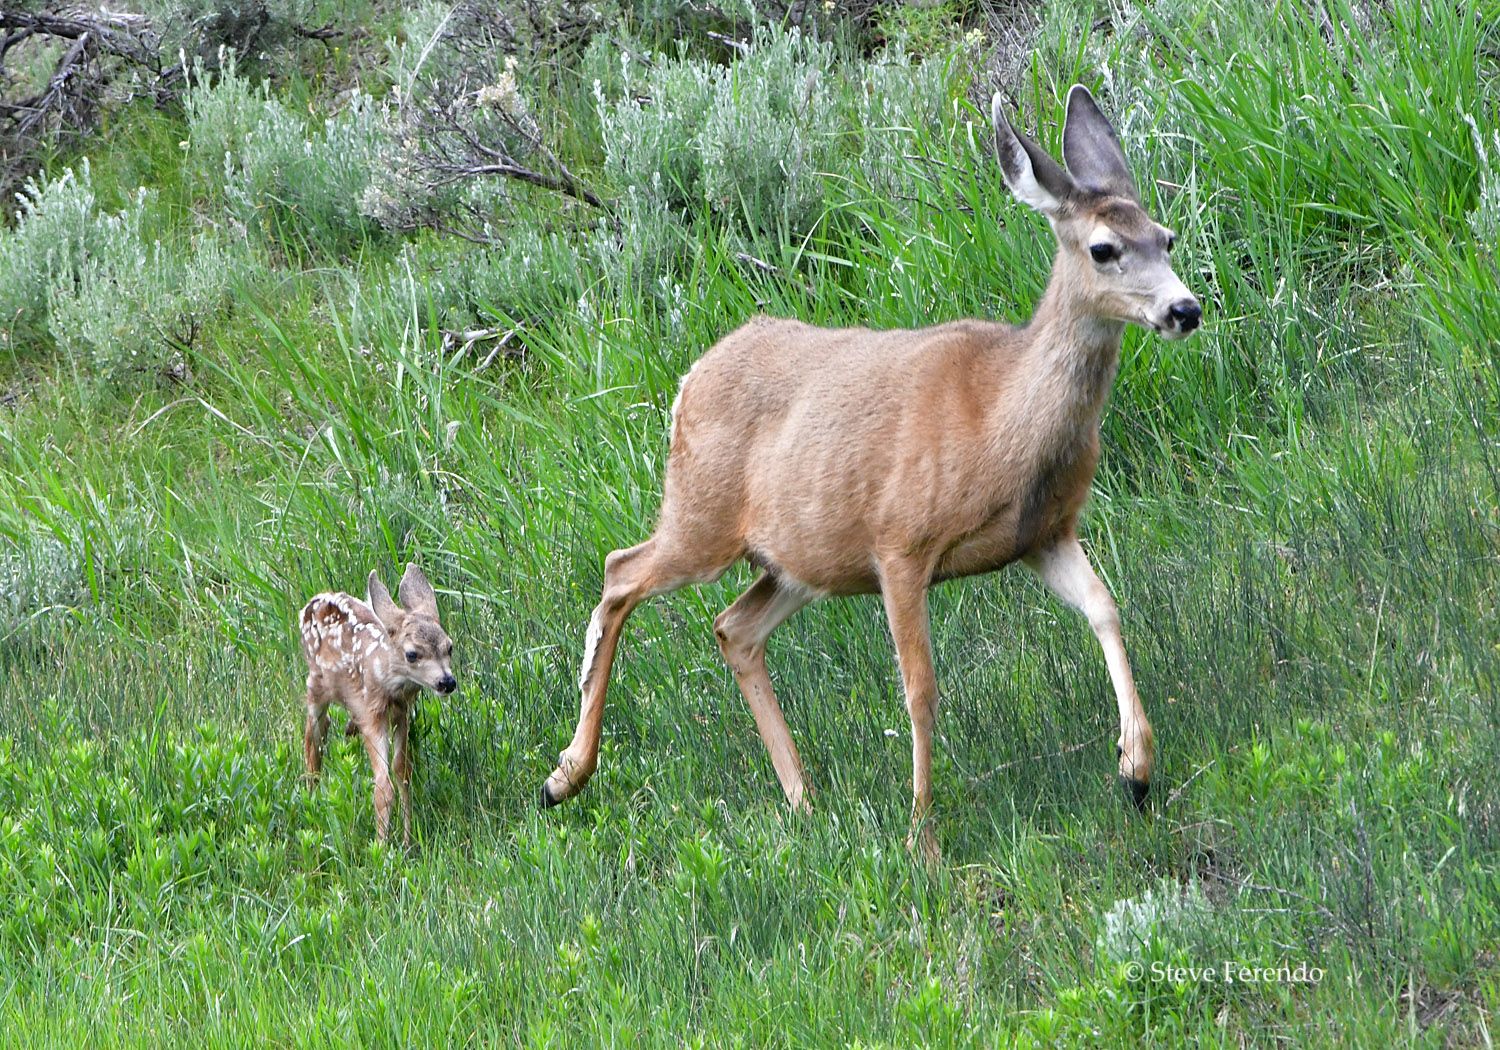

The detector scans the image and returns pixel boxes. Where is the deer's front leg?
[1025,535,1154,807]
[356,719,396,843]
[391,705,413,847]
[879,556,942,864]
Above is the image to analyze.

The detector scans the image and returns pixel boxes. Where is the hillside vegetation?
[1,0,1498,1044]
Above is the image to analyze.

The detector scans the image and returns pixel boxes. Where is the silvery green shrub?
[0,164,102,340]
[0,535,88,634]
[48,227,248,376]
[459,227,586,323]
[593,24,964,259]
[597,26,836,239]
[853,44,968,204]
[0,161,246,375]
[184,51,383,248]
[1094,877,1216,966]
[589,177,687,294]
[1466,115,1500,247]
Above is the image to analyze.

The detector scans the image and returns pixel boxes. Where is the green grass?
[2,1,1498,1044]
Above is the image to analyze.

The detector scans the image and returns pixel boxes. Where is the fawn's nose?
[437,675,456,695]
[1169,298,1202,332]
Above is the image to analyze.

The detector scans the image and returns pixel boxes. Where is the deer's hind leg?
[541,534,739,807]
[303,677,331,787]
[713,572,814,811]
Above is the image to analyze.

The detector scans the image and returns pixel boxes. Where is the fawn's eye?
[1089,243,1119,265]
[405,650,419,663]
[1165,232,1177,252]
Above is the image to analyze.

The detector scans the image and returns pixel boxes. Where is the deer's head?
[368,564,457,695]
[992,85,1201,340]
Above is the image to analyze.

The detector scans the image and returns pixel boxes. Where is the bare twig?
[1165,759,1216,807]
[365,1,609,235]
[18,32,93,139]
[0,10,157,63]
[290,23,357,42]
[705,29,750,53]
[733,251,780,274]
[441,326,521,371]
[428,157,605,211]
[0,8,166,199]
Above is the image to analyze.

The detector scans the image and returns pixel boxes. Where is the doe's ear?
[992,92,1074,217]
[367,571,403,633]
[1061,84,1138,201]
[398,563,440,620]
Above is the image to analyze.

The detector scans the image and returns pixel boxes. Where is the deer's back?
[299,593,404,719]
[663,315,1086,593]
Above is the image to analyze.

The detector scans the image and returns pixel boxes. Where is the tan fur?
[541,85,1201,859]
[299,564,455,845]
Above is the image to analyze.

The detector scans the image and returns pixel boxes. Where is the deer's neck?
[1018,257,1125,425]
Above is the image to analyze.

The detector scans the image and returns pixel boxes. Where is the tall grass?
[0,1,1497,1043]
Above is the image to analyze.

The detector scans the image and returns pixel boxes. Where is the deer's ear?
[992,92,1074,217]
[1062,84,1138,201]
[367,571,403,633]
[397,564,440,620]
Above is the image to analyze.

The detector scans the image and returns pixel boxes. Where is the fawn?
[299,564,456,844]
[540,85,1201,860]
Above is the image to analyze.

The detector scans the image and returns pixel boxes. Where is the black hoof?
[1120,776,1150,812]
[539,781,561,809]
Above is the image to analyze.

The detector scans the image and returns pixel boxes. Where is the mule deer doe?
[541,85,1201,859]
[300,564,456,844]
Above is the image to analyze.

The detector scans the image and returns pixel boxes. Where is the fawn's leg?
[541,538,732,806]
[1026,534,1154,807]
[878,554,943,865]
[356,719,395,843]
[303,690,331,786]
[713,572,814,811]
[391,704,413,847]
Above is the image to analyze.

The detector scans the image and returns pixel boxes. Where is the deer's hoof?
[1119,776,1150,812]
[539,767,580,808]
[905,822,942,866]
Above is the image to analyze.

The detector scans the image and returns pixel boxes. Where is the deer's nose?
[1169,299,1202,332]
[437,675,456,695]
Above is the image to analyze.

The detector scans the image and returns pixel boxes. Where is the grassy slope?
[2,1,1499,1045]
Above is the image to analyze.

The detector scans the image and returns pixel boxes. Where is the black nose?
[437,676,456,695]
[1169,299,1202,332]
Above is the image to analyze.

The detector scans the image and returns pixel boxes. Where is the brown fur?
[541,85,1201,860]
[299,564,455,845]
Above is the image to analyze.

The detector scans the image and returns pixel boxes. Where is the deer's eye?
[405,651,419,663]
[1165,233,1177,252]
[1089,243,1119,265]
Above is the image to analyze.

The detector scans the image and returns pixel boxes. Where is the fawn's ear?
[367,571,403,633]
[398,563,440,620]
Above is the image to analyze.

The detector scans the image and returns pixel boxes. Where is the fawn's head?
[992,85,1201,340]
[367,564,457,695]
